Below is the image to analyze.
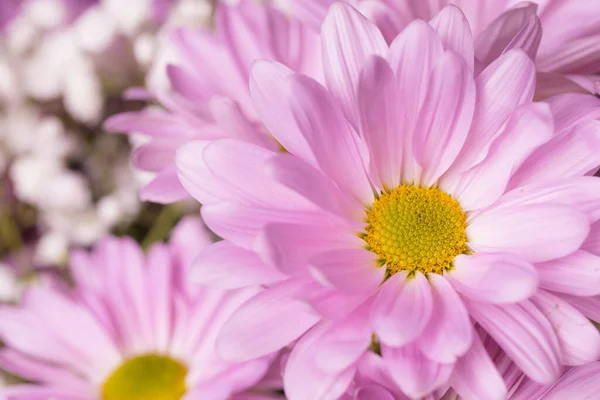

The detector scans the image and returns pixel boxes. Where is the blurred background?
[0,0,217,301]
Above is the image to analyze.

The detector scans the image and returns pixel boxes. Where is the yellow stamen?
[364,185,467,276]
[102,354,187,400]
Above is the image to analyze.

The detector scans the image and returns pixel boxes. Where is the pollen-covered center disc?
[102,354,187,400]
[364,185,468,275]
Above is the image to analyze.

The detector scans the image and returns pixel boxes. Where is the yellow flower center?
[363,185,468,276]
[102,354,187,400]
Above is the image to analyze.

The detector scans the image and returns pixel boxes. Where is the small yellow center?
[363,185,468,276]
[102,354,187,400]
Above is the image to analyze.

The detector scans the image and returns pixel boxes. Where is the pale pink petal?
[372,272,433,347]
[451,50,535,174]
[448,253,538,304]
[388,20,443,182]
[467,301,561,384]
[249,60,314,162]
[451,330,507,400]
[413,51,475,186]
[104,110,195,137]
[355,385,395,400]
[450,103,553,210]
[417,275,472,363]
[540,363,600,400]
[133,138,187,173]
[429,5,474,71]
[284,304,372,400]
[492,177,600,223]
[357,56,401,189]
[201,203,329,249]
[191,241,286,289]
[321,2,388,129]
[216,281,320,362]
[509,120,600,186]
[269,153,364,220]
[309,249,384,294]
[357,1,405,44]
[537,251,600,296]
[583,222,600,256]
[538,36,600,75]
[288,73,373,205]
[257,223,363,276]
[546,93,600,135]
[202,139,311,209]
[532,291,600,366]
[383,344,453,399]
[209,96,276,150]
[474,4,541,68]
[467,204,589,263]
[140,166,189,203]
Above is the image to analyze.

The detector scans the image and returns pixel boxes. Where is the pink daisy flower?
[105,0,320,203]
[283,0,600,96]
[0,217,281,400]
[177,3,600,400]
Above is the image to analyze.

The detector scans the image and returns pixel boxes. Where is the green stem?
[140,204,182,250]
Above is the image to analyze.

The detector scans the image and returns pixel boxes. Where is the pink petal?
[448,253,538,304]
[474,4,541,68]
[583,221,600,256]
[382,344,453,399]
[546,93,600,135]
[451,49,535,173]
[388,20,443,182]
[451,330,507,400]
[509,120,600,186]
[357,55,401,189]
[429,5,474,71]
[372,272,433,347]
[537,250,600,296]
[540,363,600,400]
[269,153,364,220]
[467,301,561,384]
[284,305,372,400]
[417,275,472,364]
[355,385,395,400]
[201,203,328,249]
[202,139,311,209]
[413,51,475,186]
[450,103,553,210]
[321,2,387,129]
[140,166,189,203]
[104,110,194,137]
[209,96,276,150]
[288,73,373,205]
[191,241,286,289]
[309,249,384,294]
[249,60,314,162]
[467,204,589,263]
[216,281,320,362]
[133,138,187,173]
[532,291,600,366]
[256,222,362,275]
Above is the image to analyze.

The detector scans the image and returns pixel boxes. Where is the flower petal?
[413,51,475,186]
[357,55,401,189]
[216,281,320,362]
[321,2,388,129]
[467,204,589,263]
[532,291,600,366]
[141,166,189,203]
[288,73,373,205]
[417,275,472,363]
[537,251,600,296]
[372,271,433,347]
[451,329,507,400]
[468,301,561,384]
[309,249,384,294]
[474,4,541,68]
[429,5,474,71]
[191,241,286,289]
[382,344,453,399]
[448,253,538,304]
